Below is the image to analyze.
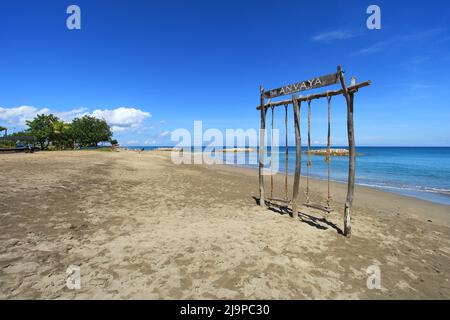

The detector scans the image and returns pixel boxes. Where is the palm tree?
[52,121,66,135]
[51,121,71,149]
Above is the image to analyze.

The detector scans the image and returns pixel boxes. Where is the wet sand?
[0,150,449,299]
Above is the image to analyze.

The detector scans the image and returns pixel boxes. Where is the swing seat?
[267,197,290,204]
[303,202,333,213]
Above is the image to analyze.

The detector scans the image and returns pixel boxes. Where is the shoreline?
[227,163,450,207]
[200,159,450,227]
[125,148,450,226]
[132,147,450,207]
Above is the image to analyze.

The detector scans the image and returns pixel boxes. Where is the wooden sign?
[264,72,339,98]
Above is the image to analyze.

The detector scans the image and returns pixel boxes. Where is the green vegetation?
[1,114,115,150]
[0,126,12,148]
[26,114,60,149]
[70,116,112,147]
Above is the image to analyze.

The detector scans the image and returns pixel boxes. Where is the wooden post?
[326,94,332,209]
[284,105,289,201]
[259,85,266,207]
[305,97,311,204]
[338,66,355,237]
[270,107,274,199]
[291,95,301,217]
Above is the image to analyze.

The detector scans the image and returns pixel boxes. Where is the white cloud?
[313,140,325,146]
[312,30,359,42]
[0,106,88,126]
[111,125,126,132]
[0,106,50,125]
[350,39,392,56]
[55,107,88,122]
[144,139,157,145]
[159,130,171,137]
[351,28,446,56]
[0,105,152,134]
[92,107,151,132]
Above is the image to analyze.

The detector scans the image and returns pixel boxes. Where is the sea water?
[128,146,450,206]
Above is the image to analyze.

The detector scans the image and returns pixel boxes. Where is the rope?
[260,98,271,204]
[326,93,332,208]
[284,104,288,200]
[270,106,274,199]
[306,97,311,204]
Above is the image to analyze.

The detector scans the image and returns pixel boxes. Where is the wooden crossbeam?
[256,80,371,110]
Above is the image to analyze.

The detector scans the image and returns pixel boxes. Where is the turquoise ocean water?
[128,146,450,206]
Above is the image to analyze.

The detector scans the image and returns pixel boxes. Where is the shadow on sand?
[252,196,343,235]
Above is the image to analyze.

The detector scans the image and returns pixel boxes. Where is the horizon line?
[122,145,450,148]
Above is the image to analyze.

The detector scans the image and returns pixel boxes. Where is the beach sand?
[0,150,449,299]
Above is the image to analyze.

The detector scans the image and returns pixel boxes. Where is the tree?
[26,114,59,150]
[0,126,8,147]
[52,120,73,149]
[0,126,6,139]
[71,116,112,147]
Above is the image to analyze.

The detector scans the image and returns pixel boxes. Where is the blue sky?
[0,0,449,146]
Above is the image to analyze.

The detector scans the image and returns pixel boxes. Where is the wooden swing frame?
[256,65,371,237]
